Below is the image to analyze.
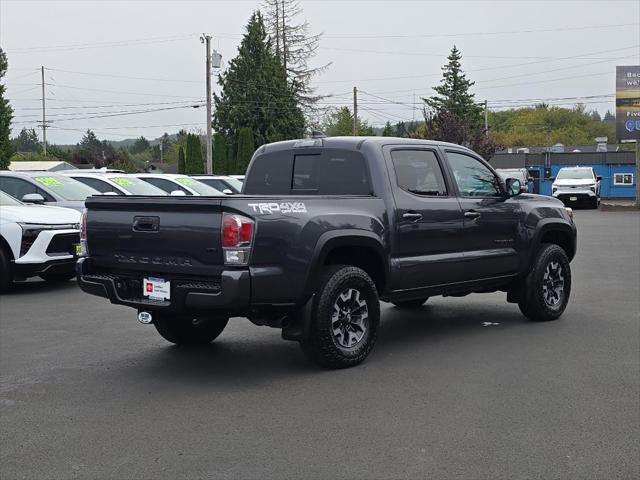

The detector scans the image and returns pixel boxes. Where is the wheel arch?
[533,221,576,262]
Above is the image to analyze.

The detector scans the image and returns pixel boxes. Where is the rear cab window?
[244,148,372,196]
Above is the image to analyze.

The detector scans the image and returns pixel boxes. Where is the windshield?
[556,168,593,180]
[109,176,168,195]
[32,174,99,201]
[173,177,223,195]
[0,191,22,206]
[225,177,243,191]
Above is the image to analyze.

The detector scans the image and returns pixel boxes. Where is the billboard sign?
[616,65,640,141]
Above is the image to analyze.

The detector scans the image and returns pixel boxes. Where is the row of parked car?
[0,170,244,290]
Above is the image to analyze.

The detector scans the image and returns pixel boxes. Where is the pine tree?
[213,133,228,174]
[213,11,305,153]
[262,0,328,111]
[0,48,15,168]
[424,45,483,129]
[382,121,394,137]
[236,128,255,174]
[177,146,186,174]
[323,107,375,136]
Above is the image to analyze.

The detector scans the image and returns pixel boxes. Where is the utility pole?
[201,34,213,174]
[484,100,488,138]
[41,66,47,156]
[353,86,358,136]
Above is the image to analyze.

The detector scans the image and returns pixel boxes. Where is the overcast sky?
[2,0,639,144]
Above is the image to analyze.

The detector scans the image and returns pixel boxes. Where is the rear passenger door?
[385,147,466,289]
[443,149,520,280]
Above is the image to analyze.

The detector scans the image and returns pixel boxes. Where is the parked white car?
[135,174,224,196]
[60,172,168,196]
[0,191,81,290]
[190,175,242,194]
[552,166,601,209]
[0,171,99,211]
[496,168,530,193]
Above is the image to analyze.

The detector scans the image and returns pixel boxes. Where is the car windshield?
[32,174,99,200]
[0,191,22,206]
[556,169,593,180]
[173,177,223,195]
[109,176,167,195]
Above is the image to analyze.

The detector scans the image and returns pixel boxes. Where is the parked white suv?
[552,167,601,209]
[0,192,81,291]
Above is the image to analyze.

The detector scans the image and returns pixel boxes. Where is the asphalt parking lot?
[1,210,638,480]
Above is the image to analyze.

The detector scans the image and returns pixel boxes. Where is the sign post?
[616,65,640,207]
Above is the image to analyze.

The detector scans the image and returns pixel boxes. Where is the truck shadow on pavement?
[113,301,529,387]
[6,279,78,296]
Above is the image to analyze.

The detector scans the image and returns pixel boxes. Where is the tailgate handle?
[132,216,159,232]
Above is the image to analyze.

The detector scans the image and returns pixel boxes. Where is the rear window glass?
[245,149,371,195]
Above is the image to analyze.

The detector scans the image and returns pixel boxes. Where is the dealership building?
[489,147,636,200]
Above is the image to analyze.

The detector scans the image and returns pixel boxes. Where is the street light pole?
[201,34,213,174]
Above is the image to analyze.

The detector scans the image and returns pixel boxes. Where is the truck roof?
[257,136,476,155]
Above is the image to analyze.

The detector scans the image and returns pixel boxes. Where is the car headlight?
[590,185,596,192]
[18,223,78,256]
[552,186,557,193]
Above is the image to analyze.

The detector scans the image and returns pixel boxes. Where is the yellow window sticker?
[176,178,196,186]
[34,176,62,187]
[111,177,134,187]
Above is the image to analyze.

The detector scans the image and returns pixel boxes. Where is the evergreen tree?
[177,146,186,174]
[213,133,228,174]
[236,127,255,174]
[323,107,375,136]
[424,45,483,129]
[214,11,305,153]
[185,134,204,174]
[0,48,14,168]
[13,128,41,153]
[262,0,328,110]
[382,121,394,137]
[130,136,150,154]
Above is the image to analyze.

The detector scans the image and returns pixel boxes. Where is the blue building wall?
[491,152,636,199]
[529,164,636,198]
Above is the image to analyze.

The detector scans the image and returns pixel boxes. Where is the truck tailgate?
[85,196,224,276]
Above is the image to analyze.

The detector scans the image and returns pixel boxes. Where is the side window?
[244,152,294,195]
[447,151,501,197]
[0,177,37,200]
[76,177,115,194]
[144,178,191,195]
[292,155,319,191]
[391,149,447,196]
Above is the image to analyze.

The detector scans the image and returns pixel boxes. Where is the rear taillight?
[221,213,254,265]
[79,209,89,256]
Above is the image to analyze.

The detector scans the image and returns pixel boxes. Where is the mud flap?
[281,294,314,342]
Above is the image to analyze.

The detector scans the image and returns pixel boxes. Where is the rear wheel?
[301,265,380,369]
[154,314,228,346]
[392,298,429,309]
[0,246,13,293]
[518,243,571,322]
[40,272,76,283]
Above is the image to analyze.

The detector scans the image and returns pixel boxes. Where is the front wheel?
[0,247,12,293]
[301,265,380,369]
[154,314,228,346]
[518,243,571,322]
[590,196,599,209]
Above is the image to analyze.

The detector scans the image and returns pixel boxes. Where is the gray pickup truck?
[77,137,577,368]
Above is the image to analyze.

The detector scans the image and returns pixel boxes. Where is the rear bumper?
[76,257,250,313]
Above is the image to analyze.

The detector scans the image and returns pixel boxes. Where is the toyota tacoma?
[77,137,577,368]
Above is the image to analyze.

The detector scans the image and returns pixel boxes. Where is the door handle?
[402,212,423,221]
[464,210,481,220]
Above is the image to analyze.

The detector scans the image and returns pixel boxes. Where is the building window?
[613,173,634,185]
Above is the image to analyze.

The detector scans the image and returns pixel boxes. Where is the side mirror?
[170,190,187,196]
[22,193,45,204]
[596,176,602,182]
[505,178,522,197]
[222,188,233,195]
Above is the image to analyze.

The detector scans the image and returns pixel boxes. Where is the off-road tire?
[301,265,380,369]
[154,314,228,346]
[0,246,12,293]
[40,272,76,283]
[518,243,571,322]
[392,298,429,309]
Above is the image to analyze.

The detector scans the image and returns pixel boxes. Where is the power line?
[47,68,201,84]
